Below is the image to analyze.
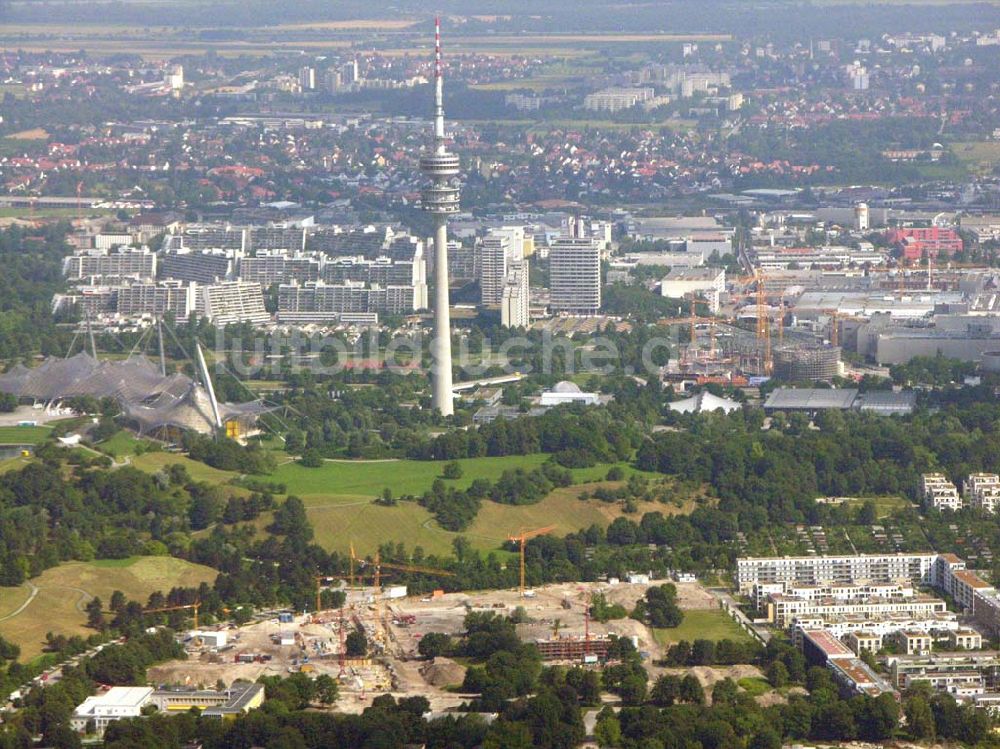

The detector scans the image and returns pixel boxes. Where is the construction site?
[655,266,859,392]
[145,575,725,713]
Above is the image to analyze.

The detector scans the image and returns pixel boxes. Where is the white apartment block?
[63,249,156,281]
[844,631,883,654]
[501,259,530,329]
[277,280,417,320]
[549,238,601,314]
[751,581,914,610]
[161,248,236,284]
[583,87,655,113]
[794,613,959,639]
[769,593,947,629]
[488,226,526,260]
[736,553,939,594]
[117,280,196,319]
[197,281,270,326]
[965,472,1000,513]
[480,234,510,307]
[239,251,322,286]
[922,473,962,511]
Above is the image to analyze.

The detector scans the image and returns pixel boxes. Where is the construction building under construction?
[534,636,612,661]
[772,343,841,381]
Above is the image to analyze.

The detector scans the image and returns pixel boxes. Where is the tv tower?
[420,17,459,416]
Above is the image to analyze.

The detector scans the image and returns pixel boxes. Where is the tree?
[417,632,452,659]
[712,677,738,705]
[767,659,788,689]
[299,449,323,468]
[679,674,705,704]
[618,673,647,706]
[594,715,622,748]
[109,590,126,612]
[442,461,463,479]
[345,627,367,657]
[748,728,781,749]
[314,674,338,705]
[856,693,899,741]
[85,597,105,630]
[904,695,935,740]
[650,674,680,706]
[270,496,313,541]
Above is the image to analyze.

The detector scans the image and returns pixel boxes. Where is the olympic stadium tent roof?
[124,381,272,436]
[0,353,271,436]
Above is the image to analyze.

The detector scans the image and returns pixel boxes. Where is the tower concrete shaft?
[420,16,459,416]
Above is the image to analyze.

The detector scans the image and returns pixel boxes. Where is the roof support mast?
[195,342,223,432]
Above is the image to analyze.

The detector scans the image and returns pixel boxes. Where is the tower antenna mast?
[420,16,460,416]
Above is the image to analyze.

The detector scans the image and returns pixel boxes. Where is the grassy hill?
[0,557,218,660]
[130,450,700,556]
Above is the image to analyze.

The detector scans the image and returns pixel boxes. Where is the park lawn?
[871,495,912,517]
[652,609,754,647]
[270,453,635,499]
[0,425,52,445]
[0,584,32,619]
[131,452,240,484]
[0,557,217,659]
[97,430,153,458]
[306,472,673,557]
[280,454,654,505]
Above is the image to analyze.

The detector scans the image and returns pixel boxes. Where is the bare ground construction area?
[146,580,733,712]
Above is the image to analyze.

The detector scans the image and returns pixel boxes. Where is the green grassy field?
[953,141,1000,174]
[130,452,244,484]
[0,557,217,659]
[129,449,685,556]
[307,475,676,557]
[0,425,52,445]
[652,609,753,646]
[272,453,553,497]
[97,430,154,458]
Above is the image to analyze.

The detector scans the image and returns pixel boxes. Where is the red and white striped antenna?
[435,16,442,80]
[433,16,445,144]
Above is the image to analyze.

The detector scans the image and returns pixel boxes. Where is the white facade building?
[966,473,1000,513]
[501,259,530,329]
[923,473,963,512]
[659,267,725,312]
[71,687,154,735]
[549,238,601,313]
[197,281,270,326]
